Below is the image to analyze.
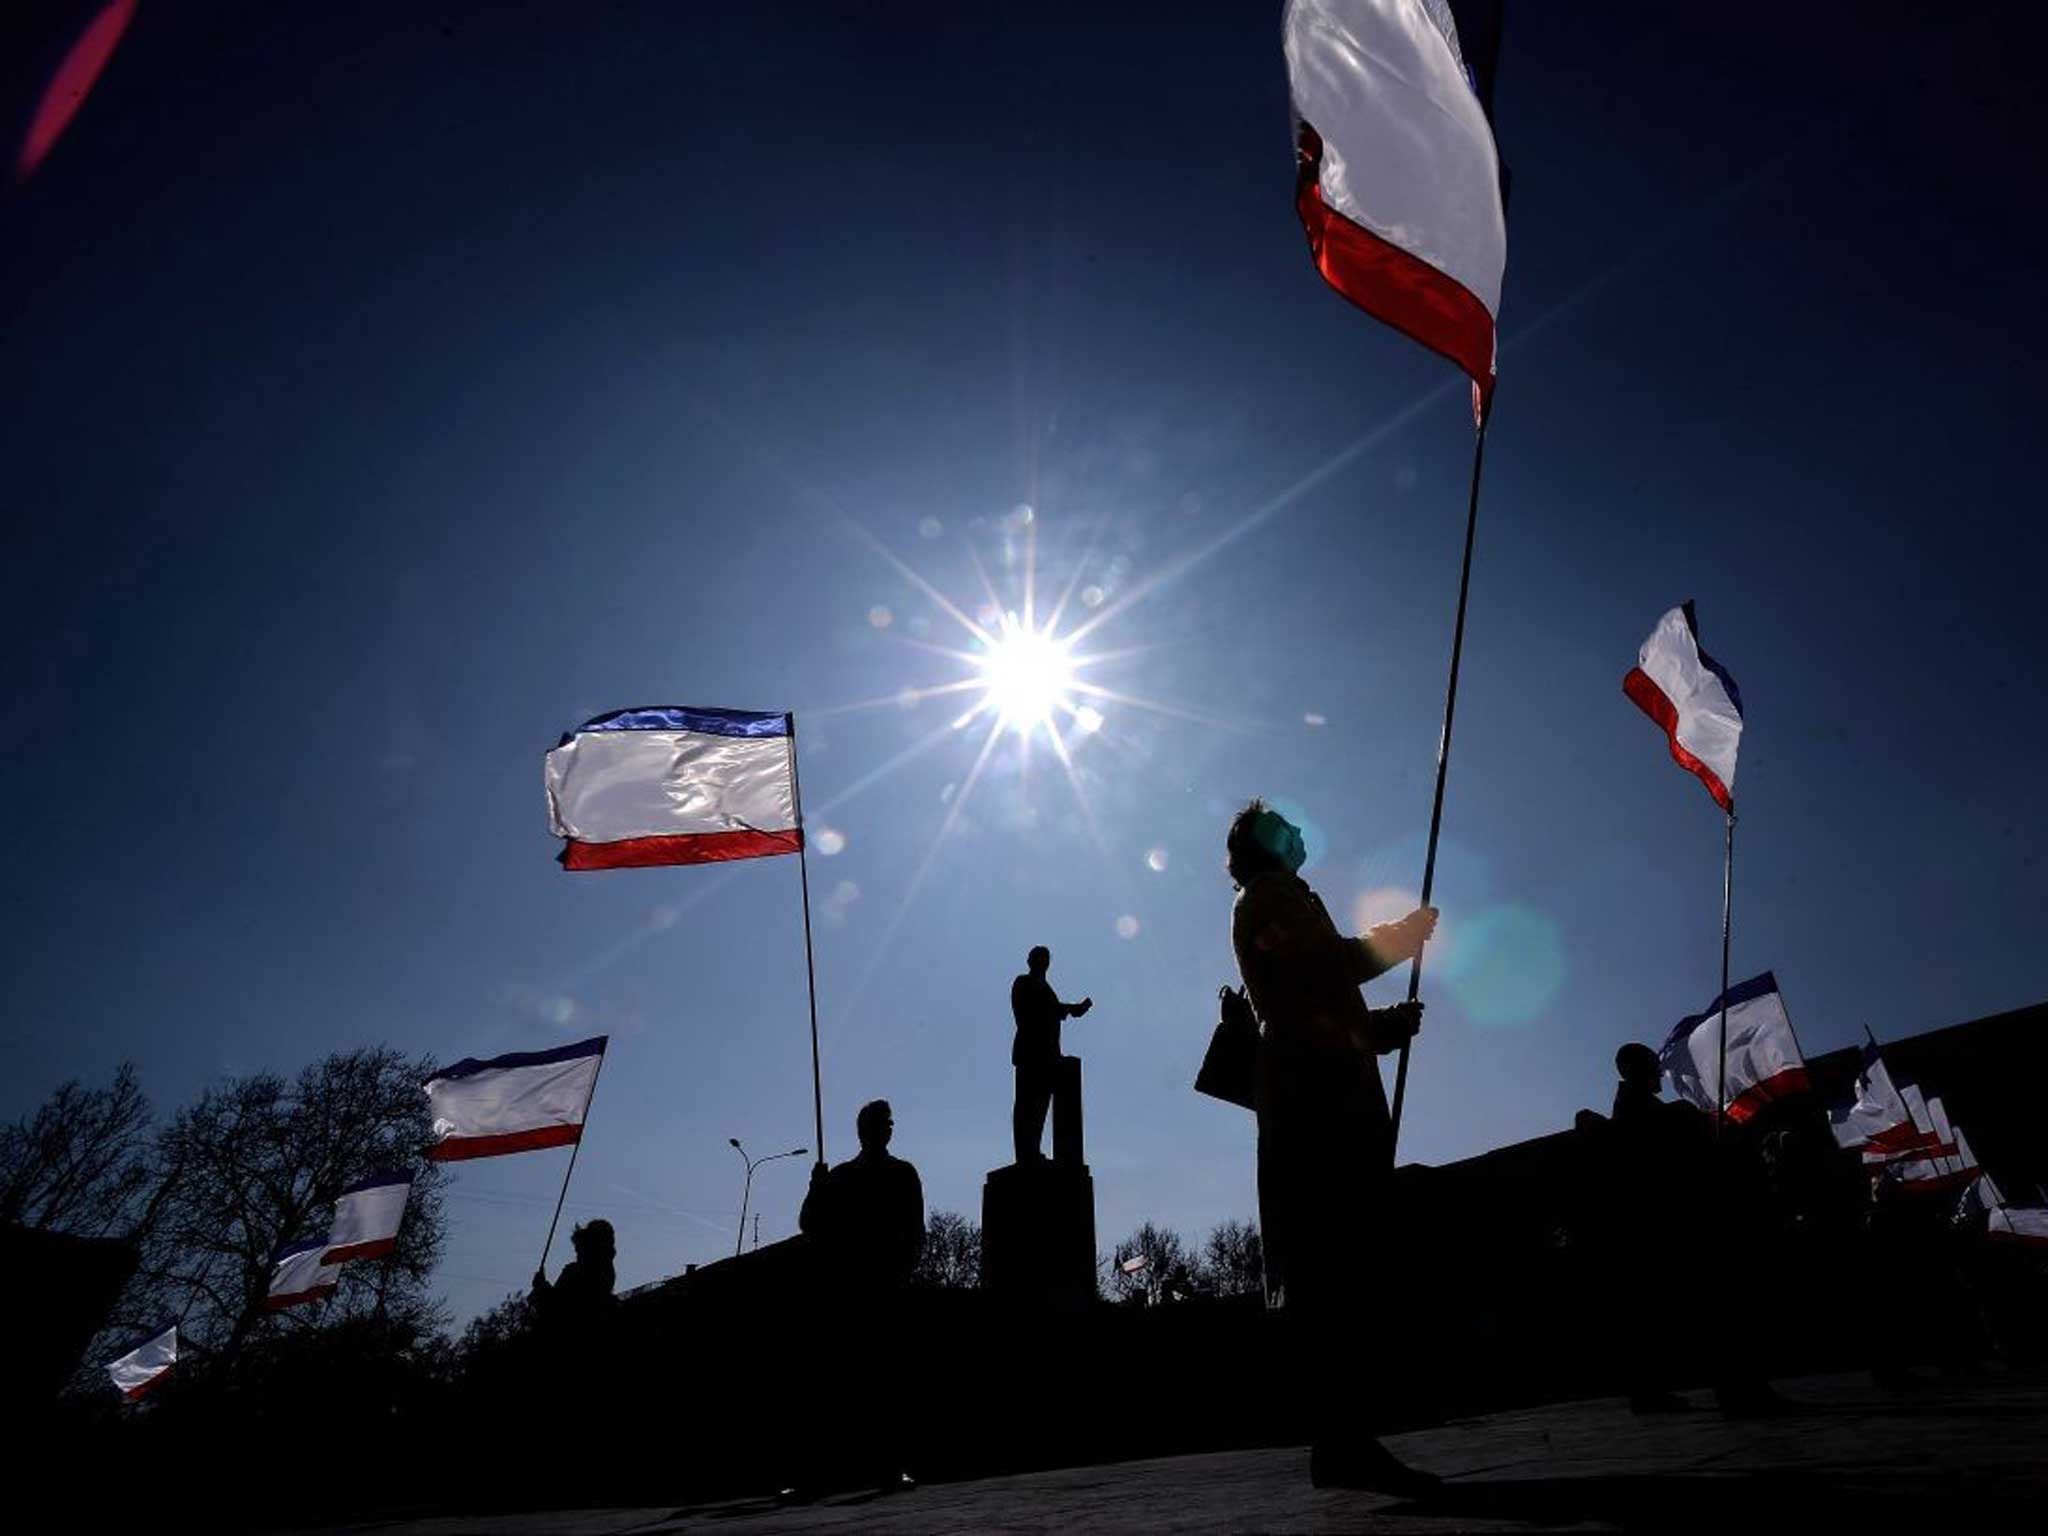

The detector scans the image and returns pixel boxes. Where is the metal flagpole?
[1716,808,1735,1136]
[786,713,828,1169]
[1389,415,1490,1158]
[538,1044,607,1273]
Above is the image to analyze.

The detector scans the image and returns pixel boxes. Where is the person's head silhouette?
[1027,945,1051,975]
[1226,799,1306,887]
[1615,1042,1661,1096]
[856,1098,894,1154]
[571,1217,616,1264]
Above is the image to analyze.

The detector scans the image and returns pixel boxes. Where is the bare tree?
[1105,1220,1192,1305]
[911,1209,981,1289]
[0,1064,159,1237]
[112,1045,448,1363]
[1197,1218,1264,1299]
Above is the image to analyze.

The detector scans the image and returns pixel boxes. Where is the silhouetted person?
[1604,1043,1705,1412]
[530,1218,616,1329]
[1227,799,1438,1493]
[1604,1043,1789,1417]
[1010,945,1093,1164]
[800,1099,925,1291]
[791,1099,923,1497]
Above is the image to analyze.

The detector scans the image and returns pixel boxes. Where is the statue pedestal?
[981,1158,1096,1310]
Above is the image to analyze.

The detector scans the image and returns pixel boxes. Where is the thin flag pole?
[1716,808,1735,1138]
[1389,414,1490,1158]
[538,1045,607,1274]
[787,714,827,1168]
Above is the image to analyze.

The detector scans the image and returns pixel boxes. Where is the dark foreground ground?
[300,1369,2045,1533]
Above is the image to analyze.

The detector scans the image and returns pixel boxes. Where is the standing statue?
[1010,945,1093,1164]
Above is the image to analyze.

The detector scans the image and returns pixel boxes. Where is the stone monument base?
[981,1159,1096,1309]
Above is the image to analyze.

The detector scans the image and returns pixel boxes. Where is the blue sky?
[4,1,2042,1321]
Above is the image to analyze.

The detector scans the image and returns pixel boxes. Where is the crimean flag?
[1658,971,1807,1122]
[1624,602,1745,811]
[545,708,801,870]
[425,1036,607,1161]
[1971,1159,2006,1215]
[1827,1045,1932,1153]
[1283,0,1507,414]
[1862,1083,1950,1164]
[322,1171,412,1264]
[104,1320,176,1400]
[1988,1205,2048,1249]
[266,1237,341,1310]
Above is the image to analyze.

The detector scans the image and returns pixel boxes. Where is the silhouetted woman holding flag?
[1226,800,1438,1492]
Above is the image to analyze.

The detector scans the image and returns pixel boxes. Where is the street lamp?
[729,1137,807,1257]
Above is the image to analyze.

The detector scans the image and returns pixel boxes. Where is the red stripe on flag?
[561,828,803,870]
[1294,126,1495,415]
[123,1364,173,1401]
[1723,1067,1810,1124]
[1623,666,1733,811]
[1990,1230,2048,1250]
[428,1123,583,1161]
[264,1283,337,1311]
[1866,1122,1941,1154]
[322,1237,398,1264]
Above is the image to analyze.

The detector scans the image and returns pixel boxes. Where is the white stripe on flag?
[545,719,796,850]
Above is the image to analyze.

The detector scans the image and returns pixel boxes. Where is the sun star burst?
[977,614,1078,735]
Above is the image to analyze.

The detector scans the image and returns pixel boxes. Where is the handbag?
[1194,983,1258,1111]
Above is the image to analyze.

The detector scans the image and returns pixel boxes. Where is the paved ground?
[308,1371,2046,1533]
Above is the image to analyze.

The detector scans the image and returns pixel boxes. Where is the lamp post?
[730,1138,807,1258]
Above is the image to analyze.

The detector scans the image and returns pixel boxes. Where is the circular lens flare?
[978,616,1076,733]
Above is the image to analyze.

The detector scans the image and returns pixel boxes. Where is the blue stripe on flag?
[572,707,790,738]
[428,1035,609,1084]
[272,1236,331,1263]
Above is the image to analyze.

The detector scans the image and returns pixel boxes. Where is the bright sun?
[977,615,1077,732]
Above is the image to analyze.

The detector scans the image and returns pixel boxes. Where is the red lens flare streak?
[16,0,138,181]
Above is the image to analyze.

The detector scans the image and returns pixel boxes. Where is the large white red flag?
[323,1171,412,1264]
[1624,602,1745,811]
[545,707,800,870]
[1283,0,1507,413]
[266,1237,340,1310]
[104,1320,176,1400]
[425,1036,606,1161]
[1659,971,1807,1121]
